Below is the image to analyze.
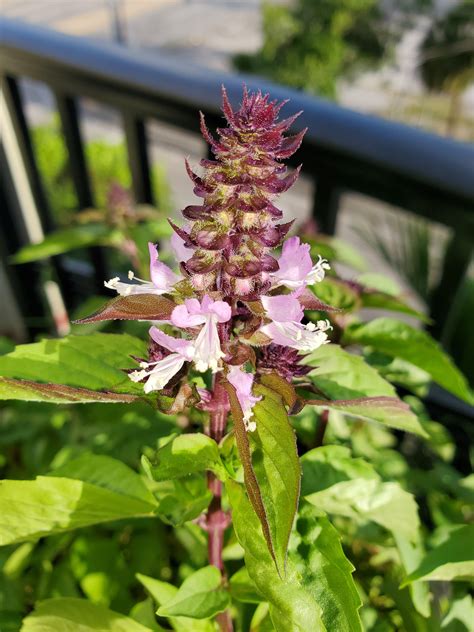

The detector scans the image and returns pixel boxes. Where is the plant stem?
[314,409,329,447]
[207,380,233,632]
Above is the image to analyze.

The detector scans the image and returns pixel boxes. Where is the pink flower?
[227,365,261,432]
[171,229,194,263]
[129,327,195,393]
[171,296,232,373]
[271,237,330,289]
[260,291,331,352]
[105,242,180,296]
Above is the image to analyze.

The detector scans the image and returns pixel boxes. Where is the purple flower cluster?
[105,88,331,430]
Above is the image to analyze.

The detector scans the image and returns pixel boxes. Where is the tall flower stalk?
[104,87,331,631]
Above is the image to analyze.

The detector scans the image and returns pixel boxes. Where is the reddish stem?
[314,409,329,447]
[206,380,234,632]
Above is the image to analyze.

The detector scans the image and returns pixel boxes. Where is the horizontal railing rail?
[0,16,473,340]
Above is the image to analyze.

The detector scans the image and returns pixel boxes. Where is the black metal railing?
[1,17,473,336]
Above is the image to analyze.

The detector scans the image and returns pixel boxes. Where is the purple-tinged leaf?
[0,377,140,404]
[304,395,428,437]
[74,294,176,324]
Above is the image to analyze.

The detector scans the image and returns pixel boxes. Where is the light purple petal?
[149,326,195,359]
[261,292,304,323]
[171,230,193,263]
[271,236,313,288]
[148,242,180,290]
[261,321,329,352]
[171,302,206,328]
[227,365,261,429]
[208,300,232,323]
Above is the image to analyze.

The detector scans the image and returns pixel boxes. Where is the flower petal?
[227,365,261,431]
[149,326,195,359]
[148,242,180,290]
[261,292,304,323]
[129,352,186,393]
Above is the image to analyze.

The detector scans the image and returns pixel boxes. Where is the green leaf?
[157,566,230,619]
[357,273,401,296]
[153,476,212,527]
[136,574,216,632]
[250,603,275,631]
[0,456,158,545]
[229,566,264,603]
[227,480,326,632]
[0,333,147,402]
[308,236,366,271]
[343,318,473,404]
[300,445,378,493]
[250,384,301,575]
[301,446,420,542]
[142,433,227,482]
[303,344,396,399]
[360,291,430,323]
[404,525,474,583]
[20,597,153,631]
[12,224,115,263]
[305,395,428,437]
[395,534,431,619]
[49,453,157,506]
[292,502,363,632]
[311,278,360,311]
[442,594,474,632]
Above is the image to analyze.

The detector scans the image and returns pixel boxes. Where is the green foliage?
[157,566,230,619]
[301,446,420,542]
[343,318,473,403]
[137,573,217,631]
[249,384,301,575]
[142,433,227,482]
[234,0,390,98]
[2,204,472,631]
[404,525,474,583]
[20,598,153,631]
[0,333,147,401]
[0,455,158,546]
[420,2,474,97]
[30,119,171,225]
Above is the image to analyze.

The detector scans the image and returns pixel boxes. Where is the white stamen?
[128,270,135,280]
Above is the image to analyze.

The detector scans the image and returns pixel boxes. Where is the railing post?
[123,114,154,205]
[1,74,76,315]
[429,232,473,340]
[312,175,340,235]
[55,92,109,293]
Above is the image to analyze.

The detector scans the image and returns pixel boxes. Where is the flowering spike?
[221,85,236,126]
[98,87,332,434]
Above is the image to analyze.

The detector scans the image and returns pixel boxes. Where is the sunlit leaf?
[301,446,420,542]
[0,333,147,403]
[142,433,227,482]
[404,525,474,583]
[136,574,216,632]
[343,318,473,404]
[157,566,230,619]
[305,395,427,437]
[20,597,153,631]
[303,344,396,399]
[0,455,158,545]
[250,384,301,575]
[227,481,326,632]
